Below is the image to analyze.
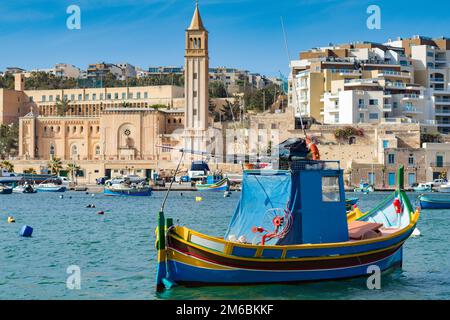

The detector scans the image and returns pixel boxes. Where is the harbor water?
[1,191,449,300]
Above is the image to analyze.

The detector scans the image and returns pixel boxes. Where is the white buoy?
[411,228,421,238]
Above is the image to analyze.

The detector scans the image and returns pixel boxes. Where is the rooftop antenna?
[280,16,307,138]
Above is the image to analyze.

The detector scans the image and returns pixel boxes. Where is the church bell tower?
[184,2,209,152]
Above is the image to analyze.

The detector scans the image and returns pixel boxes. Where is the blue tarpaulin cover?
[225,171,294,245]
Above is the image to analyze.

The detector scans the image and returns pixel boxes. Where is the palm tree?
[0,160,14,172]
[48,157,63,175]
[56,97,70,116]
[66,163,80,184]
[23,168,37,174]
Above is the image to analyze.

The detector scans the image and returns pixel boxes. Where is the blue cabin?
[226,160,349,245]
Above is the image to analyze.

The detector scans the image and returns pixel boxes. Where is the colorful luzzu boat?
[195,177,230,192]
[155,162,419,290]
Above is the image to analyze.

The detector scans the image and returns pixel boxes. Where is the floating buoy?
[60,195,64,199]
[19,225,33,237]
[97,211,105,215]
[224,191,231,198]
[91,194,95,197]
[411,228,421,238]
[195,196,203,202]
[180,193,183,196]
[7,216,15,223]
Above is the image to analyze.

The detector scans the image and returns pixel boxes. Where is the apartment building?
[289,38,449,133]
[87,62,124,80]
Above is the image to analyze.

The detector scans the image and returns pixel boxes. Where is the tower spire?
[188,1,206,31]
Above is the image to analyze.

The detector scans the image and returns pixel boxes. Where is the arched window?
[198,38,201,48]
[71,145,78,156]
[95,145,100,155]
[80,126,84,133]
[168,119,171,124]
[73,126,76,133]
[349,137,356,145]
[50,144,55,156]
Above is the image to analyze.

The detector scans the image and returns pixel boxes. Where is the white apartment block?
[290,37,450,135]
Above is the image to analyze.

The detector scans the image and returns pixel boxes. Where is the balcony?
[402,94,421,100]
[383,104,393,111]
[430,78,445,84]
[430,162,450,168]
[435,109,450,116]
[402,106,422,114]
[358,104,368,110]
[435,98,450,105]
[437,122,450,127]
[378,70,411,79]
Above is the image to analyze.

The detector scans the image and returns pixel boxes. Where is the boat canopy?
[225,160,349,246]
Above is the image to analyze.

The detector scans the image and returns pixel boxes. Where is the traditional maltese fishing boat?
[155,154,419,290]
[195,177,230,192]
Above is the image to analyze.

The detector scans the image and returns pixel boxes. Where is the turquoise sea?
[0,191,449,300]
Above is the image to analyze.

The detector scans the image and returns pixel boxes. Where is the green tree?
[0,160,14,172]
[23,168,37,174]
[209,81,228,98]
[48,157,63,175]
[0,123,19,158]
[56,97,70,116]
[66,163,80,183]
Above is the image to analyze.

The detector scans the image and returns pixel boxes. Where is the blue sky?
[1,0,450,77]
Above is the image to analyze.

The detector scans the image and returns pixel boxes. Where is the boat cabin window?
[322,176,341,202]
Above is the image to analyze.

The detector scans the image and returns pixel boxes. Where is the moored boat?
[104,183,152,196]
[155,163,419,290]
[438,183,450,193]
[413,183,433,192]
[13,182,37,194]
[195,177,230,192]
[354,180,374,193]
[36,179,67,192]
[0,184,13,194]
[419,194,450,209]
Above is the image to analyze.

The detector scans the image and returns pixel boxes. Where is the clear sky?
[1,0,450,77]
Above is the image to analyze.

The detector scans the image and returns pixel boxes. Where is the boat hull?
[36,186,66,192]
[162,247,403,285]
[158,218,416,287]
[196,178,230,192]
[0,188,13,195]
[419,195,450,209]
[104,187,152,196]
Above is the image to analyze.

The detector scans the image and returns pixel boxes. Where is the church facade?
[13,3,217,182]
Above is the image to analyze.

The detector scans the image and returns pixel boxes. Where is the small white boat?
[13,183,37,194]
[438,183,450,193]
[36,179,66,192]
[413,183,433,192]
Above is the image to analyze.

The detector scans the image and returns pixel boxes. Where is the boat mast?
[281,16,307,138]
